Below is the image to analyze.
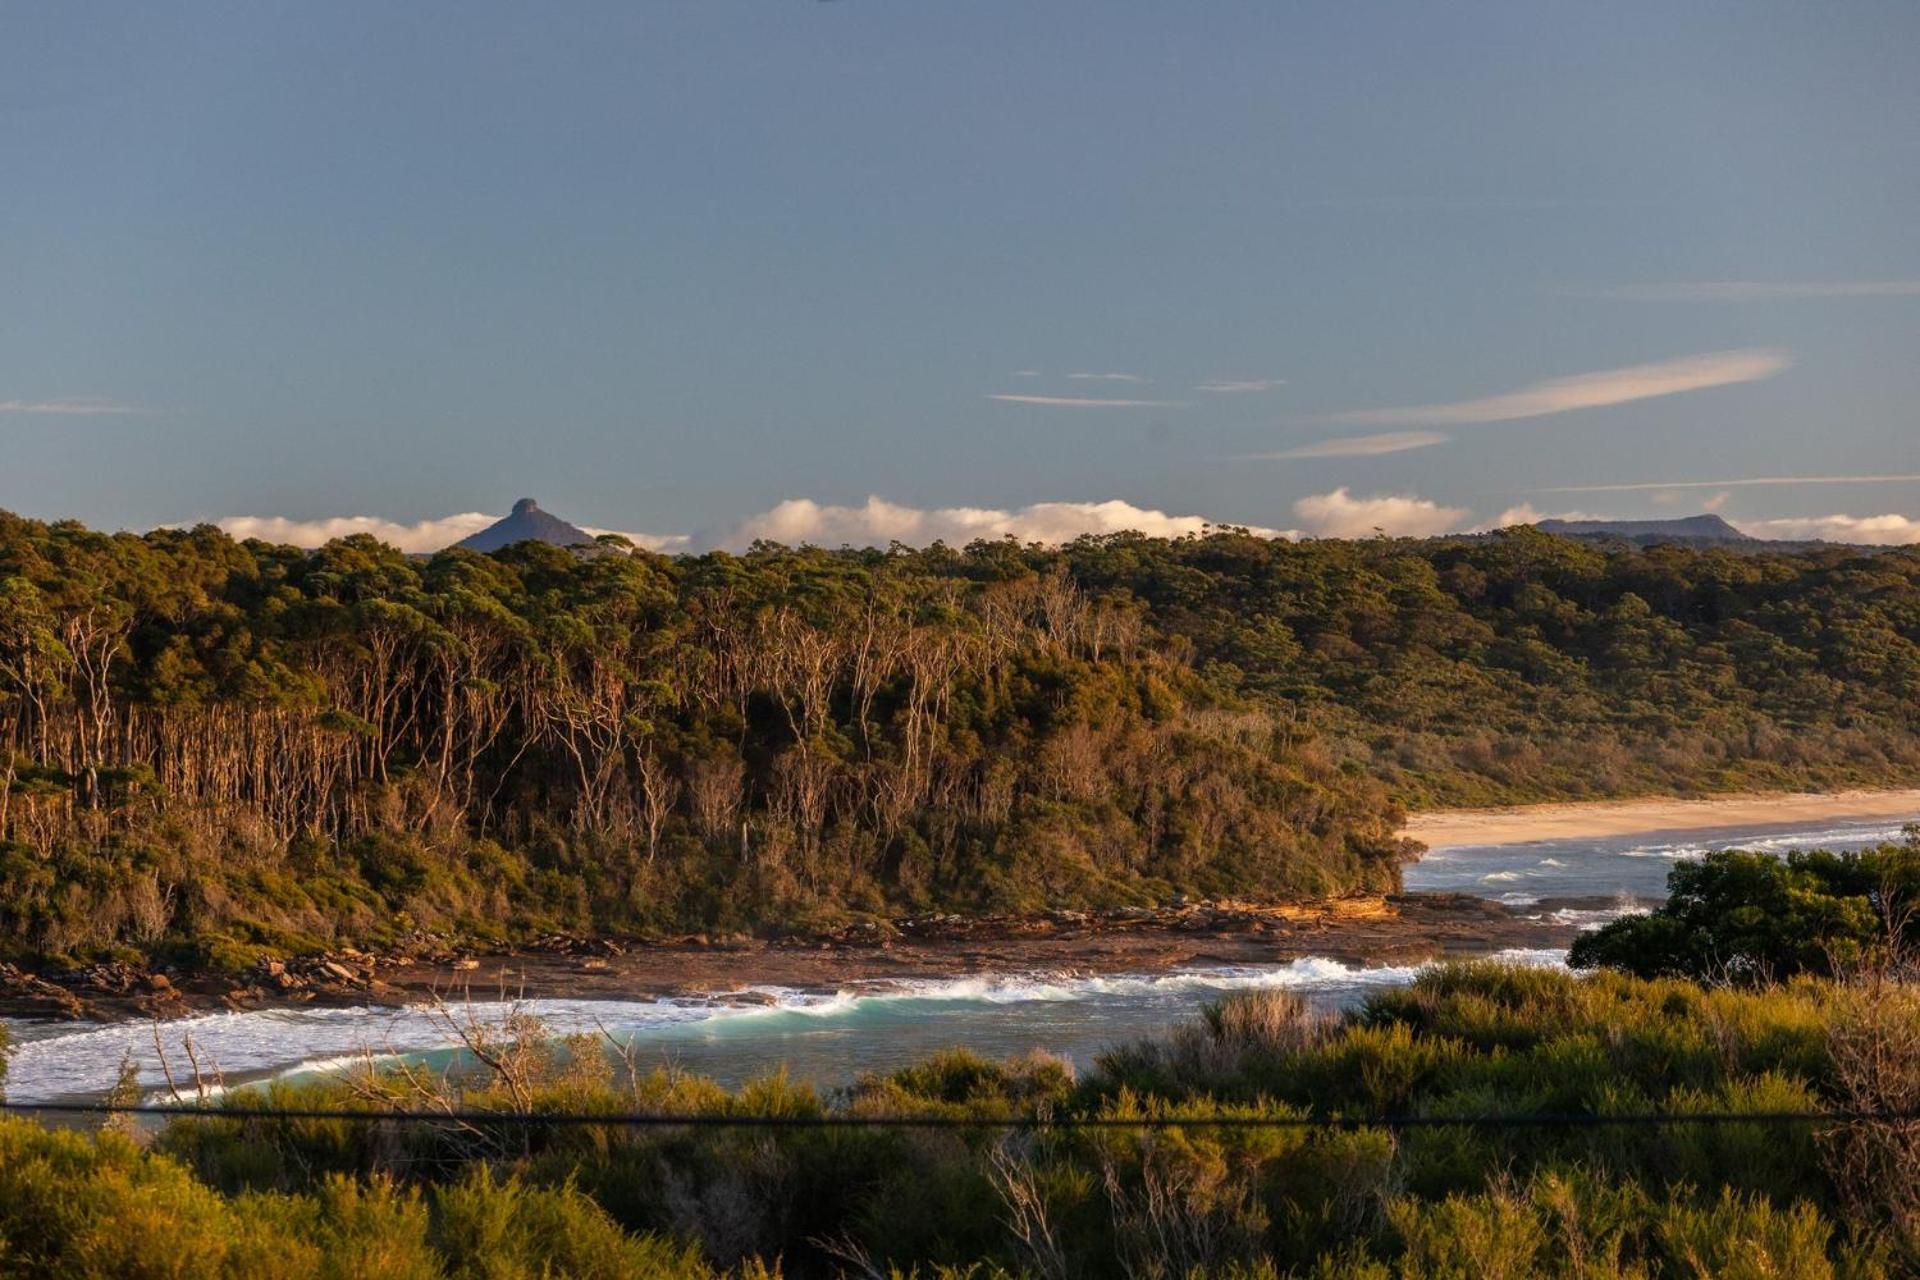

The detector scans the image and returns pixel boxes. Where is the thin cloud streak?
[1,396,140,415]
[1196,379,1285,393]
[1065,371,1148,383]
[1240,431,1449,460]
[1538,474,1920,494]
[1597,280,1920,302]
[1326,348,1791,428]
[987,394,1187,408]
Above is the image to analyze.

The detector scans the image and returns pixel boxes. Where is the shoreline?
[1404,786,1920,849]
[1,894,1584,1025]
[10,787,1913,1026]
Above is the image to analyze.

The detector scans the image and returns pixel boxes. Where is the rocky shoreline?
[0,892,1596,1025]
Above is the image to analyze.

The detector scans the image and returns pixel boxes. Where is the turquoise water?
[5,812,1911,1105]
[3,956,1527,1103]
[1401,816,1912,907]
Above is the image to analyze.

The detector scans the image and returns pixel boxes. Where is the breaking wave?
[2,951,1561,1105]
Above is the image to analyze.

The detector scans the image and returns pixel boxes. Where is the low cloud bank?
[210,497,1292,555]
[213,513,686,554]
[715,497,1288,547]
[214,513,500,554]
[1732,513,1920,545]
[214,488,1866,556]
[1289,488,1473,539]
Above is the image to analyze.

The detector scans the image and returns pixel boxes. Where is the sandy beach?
[1404,787,1920,849]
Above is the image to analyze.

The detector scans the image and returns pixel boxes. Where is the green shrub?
[1571,846,1919,981]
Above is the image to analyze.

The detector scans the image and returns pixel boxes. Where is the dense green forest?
[3,960,1916,1277]
[2,510,1918,966]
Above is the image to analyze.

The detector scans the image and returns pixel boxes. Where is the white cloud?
[1537,473,1920,494]
[579,526,693,553]
[1485,503,1600,528]
[1598,280,1920,302]
[714,496,1288,549]
[1011,369,1042,378]
[1241,430,1449,460]
[210,513,691,555]
[1732,513,1920,545]
[1326,348,1790,427]
[1196,379,1285,393]
[1065,371,1148,383]
[987,393,1187,408]
[214,513,501,553]
[0,396,139,415]
[1291,488,1472,539]
[204,497,1296,556]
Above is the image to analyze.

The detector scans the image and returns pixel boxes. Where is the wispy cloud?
[1326,348,1791,428]
[1065,371,1148,383]
[1732,513,1920,545]
[1595,280,1920,302]
[1196,379,1285,394]
[1291,488,1472,539]
[1011,369,1042,378]
[987,394,1187,408]
[1537,473,1920,494]
[0,396,140,416]
[1239,430,1450,460]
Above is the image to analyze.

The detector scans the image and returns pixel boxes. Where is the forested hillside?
[2,511,1917,965]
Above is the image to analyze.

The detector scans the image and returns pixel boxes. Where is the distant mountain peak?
[1535,514,1754,545]
[455,498,596,553]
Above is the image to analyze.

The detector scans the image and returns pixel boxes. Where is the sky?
[3,1,1918,550]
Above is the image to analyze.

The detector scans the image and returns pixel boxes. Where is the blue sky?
[3,1,1917,548]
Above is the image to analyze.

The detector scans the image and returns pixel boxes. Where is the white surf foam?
[1,952,1565,1104]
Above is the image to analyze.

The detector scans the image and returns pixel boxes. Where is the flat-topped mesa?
[455,497,599,553]
[1535,514,1755,546]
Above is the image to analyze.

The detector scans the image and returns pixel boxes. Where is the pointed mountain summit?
[456,498,596,553]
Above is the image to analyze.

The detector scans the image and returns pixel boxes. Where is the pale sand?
[1404,788,1920,849]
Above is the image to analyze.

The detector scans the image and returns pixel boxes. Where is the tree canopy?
[2,511,1917,963]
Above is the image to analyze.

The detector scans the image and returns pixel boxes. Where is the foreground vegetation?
[3,961,1917,1277]
[3,511,1919,967]
[1572,841,1920,981]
